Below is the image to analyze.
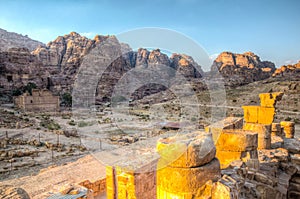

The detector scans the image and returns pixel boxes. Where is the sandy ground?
[0,154,106,198]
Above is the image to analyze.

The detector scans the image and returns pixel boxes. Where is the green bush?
[61,93,72,107]
[68,120,76,126]
[40,117,61,130]
[78,121,90,127]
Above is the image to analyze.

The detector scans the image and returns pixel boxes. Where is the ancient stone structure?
[271,123,282,137]
[215,129,258,169]
[14,89,60,112]
[242,92,284,149]
[156,131,221,198]
[281,121,295,139]
[104,139,159,199]
[205,117,259,169]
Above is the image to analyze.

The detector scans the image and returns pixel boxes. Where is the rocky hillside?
[211,52,276,86]
[0,48,47,102]
[0,29,299,105]
[272,61,300,79]
[32,32,204,103]
[0,28,44,51]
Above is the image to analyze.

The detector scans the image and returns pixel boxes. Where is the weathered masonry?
[14,89,60,112]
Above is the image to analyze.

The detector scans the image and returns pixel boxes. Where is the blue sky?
[0,0,299,67]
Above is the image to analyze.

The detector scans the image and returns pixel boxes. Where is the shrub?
[68,120,76,126]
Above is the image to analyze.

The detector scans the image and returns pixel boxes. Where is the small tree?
[23,82,37,95]
[62,93,72,107]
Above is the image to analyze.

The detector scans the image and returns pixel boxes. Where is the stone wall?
[14,89,59,112]
[79,178,106,197]
[105,150,158,199]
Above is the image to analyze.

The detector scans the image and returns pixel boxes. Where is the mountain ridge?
[0,28,45,51]
[0,29,299,103]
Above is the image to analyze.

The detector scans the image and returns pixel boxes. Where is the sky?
[0,0,299,67]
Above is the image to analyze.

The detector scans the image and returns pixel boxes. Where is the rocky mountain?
[31,32,204,103]
[0,48,47,102]
[0,28,44,51]
[272,61,300,79]
[211,52,276,86]
[0,29,299,105]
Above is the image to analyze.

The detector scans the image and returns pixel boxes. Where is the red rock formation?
[211,52,276,86]
[272,61,300,79]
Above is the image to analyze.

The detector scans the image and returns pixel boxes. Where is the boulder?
[157,131,216,168]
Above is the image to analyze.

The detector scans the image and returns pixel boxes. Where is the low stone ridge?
[0,28,44,52]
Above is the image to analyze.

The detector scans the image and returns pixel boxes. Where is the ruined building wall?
[14,89,60,112]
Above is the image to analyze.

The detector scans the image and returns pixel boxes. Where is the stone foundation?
[156,131,221,198]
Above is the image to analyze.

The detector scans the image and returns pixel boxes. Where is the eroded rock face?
[0,185,30,199]
[32,32,99,94]
[211,52,276,86]
[272,61,300,79]
[0,48,46,102]
[171,53,203,79]
[32,32,96,68]
[0,28,44,52]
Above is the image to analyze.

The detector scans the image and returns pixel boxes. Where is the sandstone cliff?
[0,48,47,102]
[211,52,276,86]
[32,32,205,103]
[272,61,300,79]
[0,28,44,52]
[32,32,107,94]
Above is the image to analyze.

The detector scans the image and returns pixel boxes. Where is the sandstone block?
[280,121,295,138]
[258,107,275,124]
[243,123,271,149]
[216,150,253,169]
[271,123,281,132]
[246,159,260,170]
[283,138,300,154]
[157,158,220,193]
[259,92,283,108]
[242,106,275,124]
[106,166,116,199]
[157,131,216,168]
[211,182,233,199]
[215,129,258,152]
[205,117,243,143]
[216,150,244,169]
[157,180,213,199]
[243,106,259,123]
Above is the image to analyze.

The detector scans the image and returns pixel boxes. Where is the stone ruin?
[14,89,60,112]
[49,92,299,199]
